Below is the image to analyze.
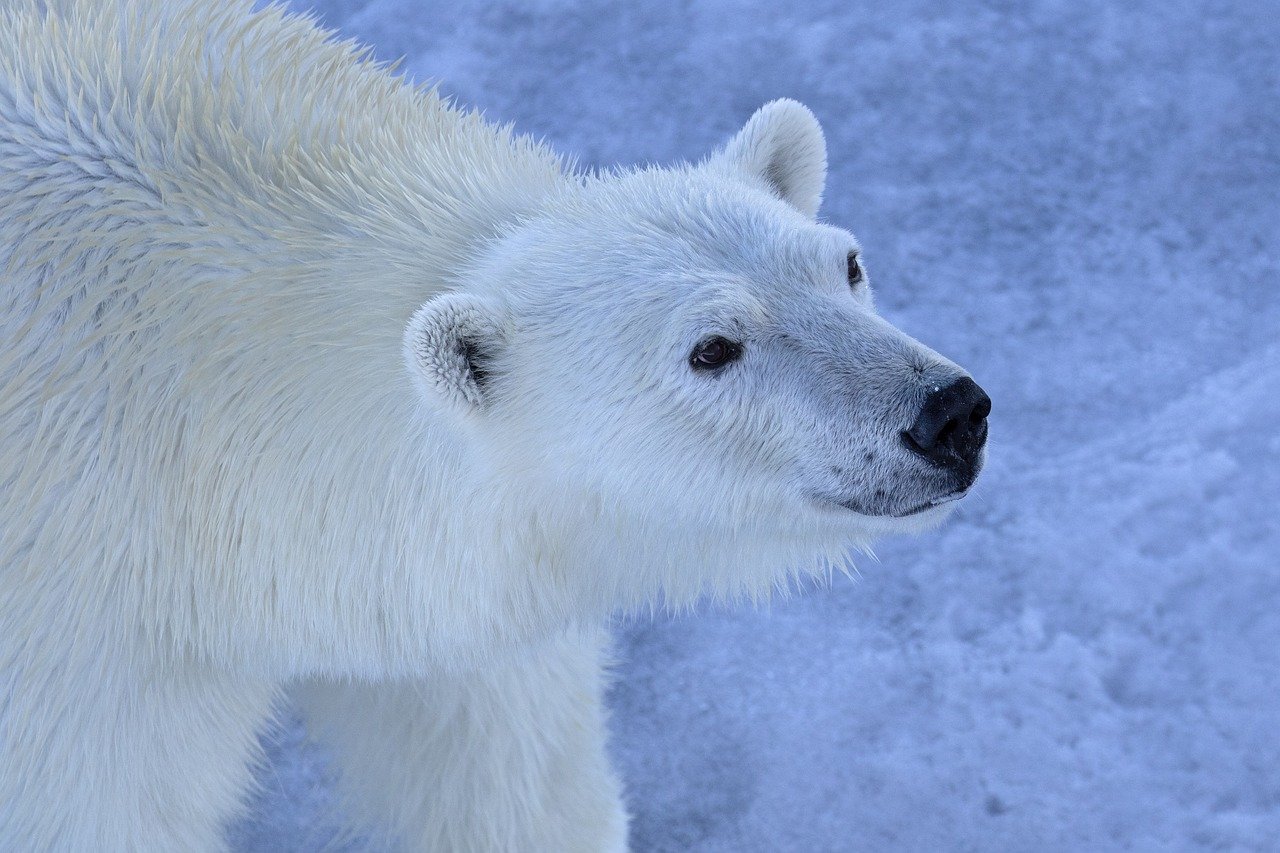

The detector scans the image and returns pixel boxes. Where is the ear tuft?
[712,99,828,218]
[403,292,505,416]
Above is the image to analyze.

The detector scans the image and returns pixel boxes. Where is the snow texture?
[232,1,1280,849]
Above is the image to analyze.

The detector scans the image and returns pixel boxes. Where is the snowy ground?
[233,1,1280,849]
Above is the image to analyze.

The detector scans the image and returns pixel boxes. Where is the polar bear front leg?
[296,629,627,852]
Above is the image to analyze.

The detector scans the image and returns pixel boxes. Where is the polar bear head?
[404,100,989,602]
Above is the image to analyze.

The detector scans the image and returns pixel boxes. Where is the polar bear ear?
[403,292,506,416]
[711,99,828,219]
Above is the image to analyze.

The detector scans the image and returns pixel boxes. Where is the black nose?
[902,376,991,470]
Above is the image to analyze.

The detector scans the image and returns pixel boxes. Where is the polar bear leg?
[296,630,627,852]
[0,659,275,851]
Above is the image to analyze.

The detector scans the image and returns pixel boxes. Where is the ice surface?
[232,0,1280,849]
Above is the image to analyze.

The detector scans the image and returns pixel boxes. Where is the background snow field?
[232,1,1280,849]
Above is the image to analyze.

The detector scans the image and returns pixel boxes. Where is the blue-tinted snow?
[233,1,1280,849]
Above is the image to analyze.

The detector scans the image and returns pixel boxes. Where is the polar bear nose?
[901,376,991,471]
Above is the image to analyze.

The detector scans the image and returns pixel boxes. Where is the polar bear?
[0,0,990,850]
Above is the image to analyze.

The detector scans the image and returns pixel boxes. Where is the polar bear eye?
[847,251,863,287]
[690,336,742,371]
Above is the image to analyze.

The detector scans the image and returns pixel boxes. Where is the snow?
[233,0,1280,849]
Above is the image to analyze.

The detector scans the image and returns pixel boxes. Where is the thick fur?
[0,1,980,849]
[296,630,625,852]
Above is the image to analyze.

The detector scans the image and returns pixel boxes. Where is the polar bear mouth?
[815,489,969,518]
[892,489,969,517]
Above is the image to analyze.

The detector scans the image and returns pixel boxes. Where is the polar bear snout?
[901,376,991,476]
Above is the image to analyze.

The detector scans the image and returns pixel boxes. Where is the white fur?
[296,630,625,852]
[0,0,976,849]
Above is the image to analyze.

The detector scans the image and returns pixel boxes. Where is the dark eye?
[689,336,742,371]
[847,251,863,287]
